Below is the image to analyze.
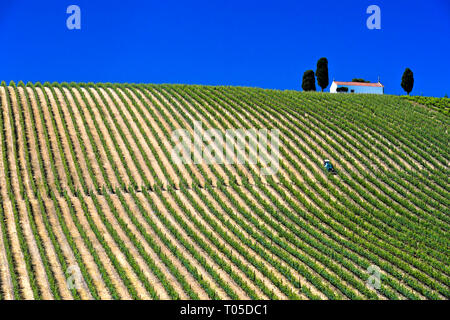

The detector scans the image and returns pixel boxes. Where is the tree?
[302,70,316,92]
[401,68,414,95]
[352,78,370,83]
[316,58,329,91]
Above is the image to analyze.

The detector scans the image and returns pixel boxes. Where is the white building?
[330,80,384,94]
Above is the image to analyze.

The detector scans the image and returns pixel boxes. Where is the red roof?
[334,81,384,87]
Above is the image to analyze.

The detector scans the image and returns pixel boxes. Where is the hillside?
[0,81,448,300]
[402,95,450,116]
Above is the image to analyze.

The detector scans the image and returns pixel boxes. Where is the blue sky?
[1,0,449,96]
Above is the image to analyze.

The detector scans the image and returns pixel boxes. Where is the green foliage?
[302,70,316,91]
[352,78,370,83]
[401,68,414,95]
[316,57,329,92]
[0,81,448,301]
[403,95,450,116]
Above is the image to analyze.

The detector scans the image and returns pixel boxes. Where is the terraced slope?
[0,81,448,300]
[402,95,449,116]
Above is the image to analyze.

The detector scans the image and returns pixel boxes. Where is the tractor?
[324,159,336,174]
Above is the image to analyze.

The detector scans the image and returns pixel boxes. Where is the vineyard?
[0,81,448,300]
[402,95,450,116]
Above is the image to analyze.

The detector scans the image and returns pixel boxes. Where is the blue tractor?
[324,159,336,174]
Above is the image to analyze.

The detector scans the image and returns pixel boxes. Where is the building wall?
[330,82,338,93]
[330,82,384,94]
[345,85,383,94]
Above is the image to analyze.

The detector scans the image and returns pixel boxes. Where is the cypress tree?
[401,68,414,95]
[316,58,329,91]
[302,70,316,92]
